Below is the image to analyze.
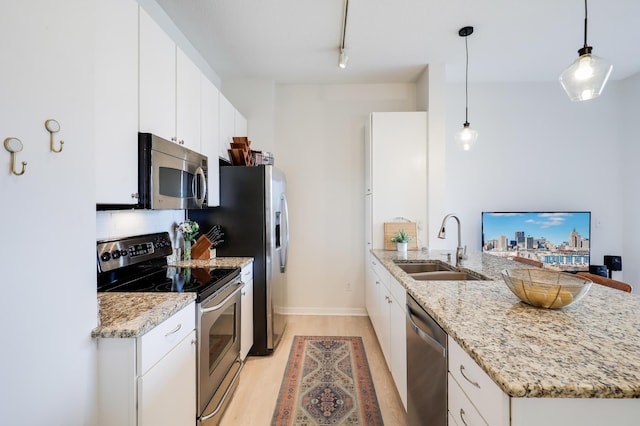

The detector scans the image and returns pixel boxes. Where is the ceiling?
[155,0,640,85]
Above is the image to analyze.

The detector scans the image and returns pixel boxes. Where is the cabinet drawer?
[448,373,488,426]
[370,256,389,286]
[448,337,509,426]
[388,275,406,310]
[138,302,195,374]
[241,264,253,283]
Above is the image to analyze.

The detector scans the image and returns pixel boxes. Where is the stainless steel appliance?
[138,133,208,209]
[189,164,289,355]
[97,232,242,425]
[406,294,447,426]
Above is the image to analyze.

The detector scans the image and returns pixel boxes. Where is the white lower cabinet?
[448,334,640,425]
[240,262,254,360]
[97,302,196,426]
[138,330,196,426]
[448,336,509,426]
[366,255,407,409]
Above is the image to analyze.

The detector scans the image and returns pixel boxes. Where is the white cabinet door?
[369,112,427,249]
[139,7,176,143]
[138,331,196,426]
[364,116,372,195]
[388,281,407,409]
[201,76,220,206]
[95,0,139,204]
[219,93,235,160]
[240,264,254,360]
[176,47,201,152]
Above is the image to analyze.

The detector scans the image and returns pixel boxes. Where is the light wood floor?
[220,315,408,425]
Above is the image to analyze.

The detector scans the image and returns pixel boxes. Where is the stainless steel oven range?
[97,232,243,425]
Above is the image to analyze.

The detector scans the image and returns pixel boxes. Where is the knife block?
[191,235,212,260]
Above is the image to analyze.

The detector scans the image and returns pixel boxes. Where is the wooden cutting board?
[384,222,418,250]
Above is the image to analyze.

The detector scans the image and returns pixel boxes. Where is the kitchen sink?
[394,261,455,273]
[408,271,481,281]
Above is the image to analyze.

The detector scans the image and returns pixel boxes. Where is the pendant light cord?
[583,0,588,48]
[464,33,469,124]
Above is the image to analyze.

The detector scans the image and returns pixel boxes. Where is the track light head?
[339,50,348,69]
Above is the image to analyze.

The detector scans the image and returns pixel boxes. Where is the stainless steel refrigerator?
[189,165,289,355]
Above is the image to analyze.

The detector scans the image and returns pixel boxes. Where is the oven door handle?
[199,282,244,314]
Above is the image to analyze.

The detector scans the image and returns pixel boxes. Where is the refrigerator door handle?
[280,194,289,272]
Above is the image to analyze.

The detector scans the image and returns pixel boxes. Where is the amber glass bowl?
[501,268,592,309]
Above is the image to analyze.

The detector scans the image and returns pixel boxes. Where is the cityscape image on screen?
[482,212,591,272]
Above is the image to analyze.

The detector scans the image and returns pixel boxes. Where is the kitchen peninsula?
[371,249,640,425]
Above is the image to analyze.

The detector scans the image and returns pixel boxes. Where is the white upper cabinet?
[366,112,427,249]
[201,76,220,206]
[219,93,235,160]
[139,7,176,143]
[95,0,139,205]
[176,47,201,152]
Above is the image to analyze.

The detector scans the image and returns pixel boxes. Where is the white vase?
[397,242,408,252]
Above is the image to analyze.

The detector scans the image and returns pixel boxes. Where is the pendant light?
[455,26,478,151]
[559,0,613,102]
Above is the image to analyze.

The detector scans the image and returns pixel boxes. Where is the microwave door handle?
[192,166,207,207]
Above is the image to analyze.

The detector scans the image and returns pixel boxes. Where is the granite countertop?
[92,292,195,338]
[92,257,253,339]
[372,249,640,399]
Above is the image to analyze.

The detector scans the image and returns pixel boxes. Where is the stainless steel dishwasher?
[406,294,447,426]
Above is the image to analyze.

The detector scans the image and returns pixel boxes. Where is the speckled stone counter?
[92,292,195,338]
[168,256,253,269]
[372,249,640,398]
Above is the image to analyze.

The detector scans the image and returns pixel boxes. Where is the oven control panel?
[97,232,173,272]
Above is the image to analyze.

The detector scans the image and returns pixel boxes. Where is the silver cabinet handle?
[459,408,469,426]
[164,323,181,337]
[460,364,481,389]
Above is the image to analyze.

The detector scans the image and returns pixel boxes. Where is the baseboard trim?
[280,307,369,316]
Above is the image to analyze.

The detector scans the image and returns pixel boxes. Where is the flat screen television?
[482,211,591,272]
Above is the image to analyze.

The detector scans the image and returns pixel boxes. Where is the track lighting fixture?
[338,0,349,69]
[455,26,478,151]
[559,0,613,102]
[339,49,348,69]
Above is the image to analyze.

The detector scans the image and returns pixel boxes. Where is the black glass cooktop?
[98,264,240,302]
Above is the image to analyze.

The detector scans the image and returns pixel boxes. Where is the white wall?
[619,72,640,290]
[96,210,185,246]
[441,80,625,280]
[0,1,98,424]
[275,84,417,314]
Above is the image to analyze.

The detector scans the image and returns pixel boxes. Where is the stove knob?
[112,251,121,260]
[100,252,111,262]
[120,250,128,257]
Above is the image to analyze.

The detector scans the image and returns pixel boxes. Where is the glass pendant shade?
[560,51,612,101]
[455,122,478,151]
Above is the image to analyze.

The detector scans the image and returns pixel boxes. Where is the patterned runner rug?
[272,336,384,426]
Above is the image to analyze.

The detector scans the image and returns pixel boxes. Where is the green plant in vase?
[390,228,414,252]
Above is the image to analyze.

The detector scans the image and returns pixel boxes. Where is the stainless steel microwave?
[138,133,208,209]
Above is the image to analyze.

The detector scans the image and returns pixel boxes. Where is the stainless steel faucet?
[437,213,466,266]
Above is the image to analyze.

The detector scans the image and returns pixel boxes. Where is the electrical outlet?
[345,282,352,292]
